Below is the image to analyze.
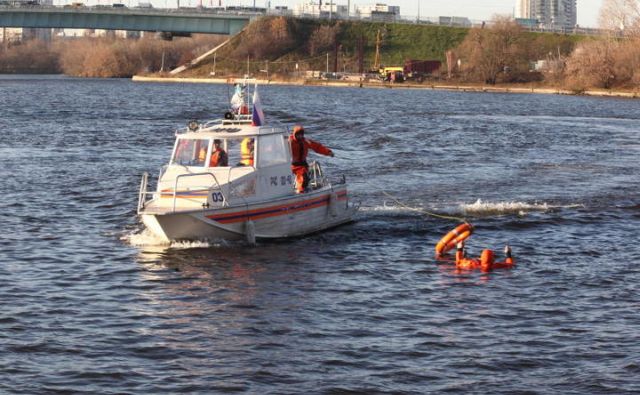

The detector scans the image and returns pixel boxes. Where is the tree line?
[454,15,640,91]
[0,34,225,77]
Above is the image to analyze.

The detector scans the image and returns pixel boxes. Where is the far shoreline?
[131,75,640,99]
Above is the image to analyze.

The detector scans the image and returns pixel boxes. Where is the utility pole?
[373,29,381,71]
[326,52,329,74]
[333,40,339,73]
[358,37,363,74]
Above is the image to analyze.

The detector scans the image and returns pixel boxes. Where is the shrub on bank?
[564,37,640,90]
[54,35,224,78]
[0,35,225,77]
[0,40,59,73]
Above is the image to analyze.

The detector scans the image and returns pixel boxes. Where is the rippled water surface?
[1,75,639,394]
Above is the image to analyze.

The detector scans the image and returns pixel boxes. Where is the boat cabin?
[153,121,297,210]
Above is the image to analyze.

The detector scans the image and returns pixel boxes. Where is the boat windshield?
[258,133,288,167]
[172,138,209,167]
[171,137,258,168]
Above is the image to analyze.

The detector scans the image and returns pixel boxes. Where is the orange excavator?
[435,223,515,272]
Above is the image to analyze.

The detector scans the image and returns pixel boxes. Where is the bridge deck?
[0,6,251,34]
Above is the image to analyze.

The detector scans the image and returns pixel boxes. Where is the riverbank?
[131,75,640,99]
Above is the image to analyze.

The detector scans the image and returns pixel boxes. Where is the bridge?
[0,5,252,35]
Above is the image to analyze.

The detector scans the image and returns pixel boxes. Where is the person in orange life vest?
[240,138,254,166]
[289,125,334,193]
[209,139,228,167]
[197,142,207,164]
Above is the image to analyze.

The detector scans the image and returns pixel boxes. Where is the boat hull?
[141,185,355,242]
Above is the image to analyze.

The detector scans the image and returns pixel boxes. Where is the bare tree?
[308,24,339,56]
[564,39,618,90]
[599,0,640,36]
[611,38,640,86]
[455,15,527,84]
[233,16,296,60]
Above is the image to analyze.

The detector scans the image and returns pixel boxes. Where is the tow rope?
[381,190,467,222]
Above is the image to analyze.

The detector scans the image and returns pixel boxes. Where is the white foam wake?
[361,201,414,213]
[459,199,560,216]
[122,228,212,249]
[361,199,583,218]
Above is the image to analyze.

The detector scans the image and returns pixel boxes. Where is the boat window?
[258,134,287,167]
[172,138,209,167]
[207,139,229,167]
[226,137,255,167]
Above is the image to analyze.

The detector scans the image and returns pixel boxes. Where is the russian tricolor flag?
[252,84,265,126]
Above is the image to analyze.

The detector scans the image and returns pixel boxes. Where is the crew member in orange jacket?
[209,139,228,167]
[289,125,334,193]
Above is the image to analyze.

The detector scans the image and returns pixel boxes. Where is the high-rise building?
[515,0,577,29]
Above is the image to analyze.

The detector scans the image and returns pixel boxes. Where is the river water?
[1,75,639,394]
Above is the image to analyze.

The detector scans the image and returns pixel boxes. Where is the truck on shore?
[403,59,442,82]
[378,60,442,82]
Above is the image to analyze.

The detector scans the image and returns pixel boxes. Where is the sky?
[410,0,604,27]
[67,0,605,28]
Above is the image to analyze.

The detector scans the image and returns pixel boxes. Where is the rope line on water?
[381,190,467,223]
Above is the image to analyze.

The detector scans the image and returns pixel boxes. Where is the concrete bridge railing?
[0,6,251,35]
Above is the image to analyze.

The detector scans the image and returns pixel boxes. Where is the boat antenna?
[226,83,232,112]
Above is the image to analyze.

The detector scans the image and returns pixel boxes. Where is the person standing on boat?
[209,139,228,167]
[289,125,334,193]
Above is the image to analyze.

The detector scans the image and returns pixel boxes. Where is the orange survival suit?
[289,125,334,193]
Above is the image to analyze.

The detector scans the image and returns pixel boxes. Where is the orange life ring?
[435,223,474,257]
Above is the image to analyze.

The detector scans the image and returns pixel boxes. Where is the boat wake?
[457,199,584,217]
[122,228,213,249]
[364,198,584,218]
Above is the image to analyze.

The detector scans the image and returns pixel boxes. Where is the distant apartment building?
[0,27,51,43]
[515,0,577,29]
[293,2,349,18]
[0,0,54,42]
[0,28,23,43]
[354,3,399,22]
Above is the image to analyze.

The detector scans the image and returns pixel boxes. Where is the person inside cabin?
[289,125,334,194]
[197,142,208,165]
[239,138,255,166]
[209,139,228,167]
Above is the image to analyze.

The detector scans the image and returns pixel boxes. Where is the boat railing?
[173,172,227,212]
[137,172,149,214]
[308,161,328,190]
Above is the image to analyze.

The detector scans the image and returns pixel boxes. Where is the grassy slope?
[185,17,586,77]
[186,18,469,76]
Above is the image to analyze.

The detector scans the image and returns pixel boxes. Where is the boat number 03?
[211,192,224,202]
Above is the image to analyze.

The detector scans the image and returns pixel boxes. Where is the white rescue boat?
[137,80,358,243]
